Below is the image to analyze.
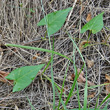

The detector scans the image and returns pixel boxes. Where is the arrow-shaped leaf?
[81,12,104,34]
[37,7,72,35]
[5,64,45,92]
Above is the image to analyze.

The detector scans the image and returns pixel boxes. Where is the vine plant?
[5,7,108,109]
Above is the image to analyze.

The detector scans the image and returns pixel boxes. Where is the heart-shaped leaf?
[81,12,104,34]
[5,64,45,92]
[37,7,72,35]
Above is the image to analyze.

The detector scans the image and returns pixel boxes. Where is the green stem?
[87,30,92,42]
[5,43,73,63]
[57,62,70,109]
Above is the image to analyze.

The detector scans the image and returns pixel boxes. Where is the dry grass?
[0,0,110,109]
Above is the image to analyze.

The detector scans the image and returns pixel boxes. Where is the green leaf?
[20,3,23,7]
[5,64,45,92]
[30,8,35,13]
[83,43,90,48]
[98,94,110,109]
[81,12,104,34]
[37,7,72,35]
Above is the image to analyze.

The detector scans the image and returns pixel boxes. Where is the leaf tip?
[37,22,41,26]
[80,30,84,33]
[12,89,16,92]
[101,12,104,15]
[5,75,11,80]
[80,28,86,34]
